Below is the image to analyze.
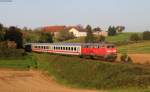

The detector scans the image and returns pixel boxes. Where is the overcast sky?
[0,0,150,31]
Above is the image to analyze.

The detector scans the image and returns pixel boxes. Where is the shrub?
[120,54,133,63]
[0,41,25,58]
[130,33,141,42]
[96,35,105,42]
[143,31,150,40]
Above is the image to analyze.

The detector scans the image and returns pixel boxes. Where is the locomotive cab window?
[107,45,115,48]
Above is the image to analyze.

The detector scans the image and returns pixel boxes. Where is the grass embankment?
[34,53,150,89]
[0,54,37,70]
[118,41,150,54]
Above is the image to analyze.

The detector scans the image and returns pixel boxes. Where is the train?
[24,43,117,61]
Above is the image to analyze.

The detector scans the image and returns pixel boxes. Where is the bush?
[130,34,141,42]
[0,41,25,58]
[96,35,105,42]
[120,54,133,63]
[143,31,150,40]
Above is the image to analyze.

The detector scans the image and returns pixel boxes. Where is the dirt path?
[0,69,101,92]
[117,54,150,64]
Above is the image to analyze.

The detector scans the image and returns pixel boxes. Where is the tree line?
[130,31,150,42]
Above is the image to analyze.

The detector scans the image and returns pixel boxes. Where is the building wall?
[93,31,108,37]
[69,28,87,37]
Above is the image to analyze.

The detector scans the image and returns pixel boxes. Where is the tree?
[116,26,125,33]
[0,23,5,41]
[97,35,105,42]
[108,26,117,36]
[143,31,150,40]
[5,26,23,48]
[130,33,141,42]
[93,27,101,32]
[39,32,53,43]
[56,30,75,42]
[85,25,96,43]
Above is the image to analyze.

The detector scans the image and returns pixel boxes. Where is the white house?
[69,28,87,37]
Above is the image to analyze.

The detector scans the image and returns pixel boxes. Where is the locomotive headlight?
[106,50,111,53]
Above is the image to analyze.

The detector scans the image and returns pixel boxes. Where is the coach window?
[74,47,76,51]
[54,46,56,50]
[71,47,73,51]
[61,47,62,50]
[98,45,101,48]
[68,47,70,50]
[63,47,65,50]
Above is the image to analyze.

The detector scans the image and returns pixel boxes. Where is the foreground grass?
[109,87,150,92]
[0,53,150,91]
[118,41,150,54]
[35,53,150,89]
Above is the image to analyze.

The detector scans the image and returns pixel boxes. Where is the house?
[43,26,66,36]
[93,31,108,37]
[68,27,87,37]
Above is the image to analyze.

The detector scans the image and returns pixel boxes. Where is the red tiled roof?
[67,26,86,32]
[43,26,66,32]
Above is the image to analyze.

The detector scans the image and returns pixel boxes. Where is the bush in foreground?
[120,54,133,63]
[0,41,25,58]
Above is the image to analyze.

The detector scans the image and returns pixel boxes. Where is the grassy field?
[65,32,141,43]
[118,41,150,54]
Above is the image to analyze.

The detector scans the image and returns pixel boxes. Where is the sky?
[0,0,150,31]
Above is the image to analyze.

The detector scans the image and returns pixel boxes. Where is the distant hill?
[65,32,141,43]
[119,41,150,54]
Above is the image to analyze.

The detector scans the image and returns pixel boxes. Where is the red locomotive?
[25,43,117,61]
